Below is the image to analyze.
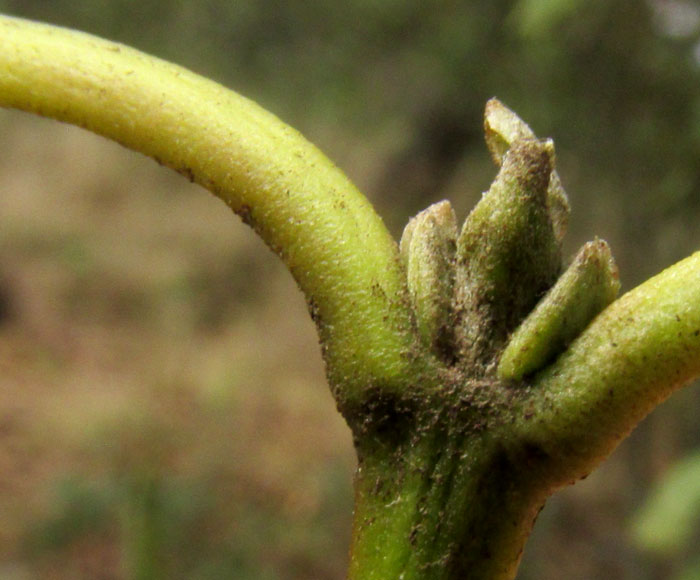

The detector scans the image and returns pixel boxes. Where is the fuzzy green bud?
[484,98,569,243]
[498,238,620,381]
[455,139,561,371]
[400,200,458,358]
[484,98,536,166]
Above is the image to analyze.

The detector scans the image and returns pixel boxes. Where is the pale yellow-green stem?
[0,14,427,401]
[519,251,700,487]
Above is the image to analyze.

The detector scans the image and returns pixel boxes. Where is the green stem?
[346,250,700,579]
[0,14,425,402]
[348,394,546,580]
[520,250,700,486]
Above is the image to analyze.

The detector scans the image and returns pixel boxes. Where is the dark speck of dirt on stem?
[237,204,253,226]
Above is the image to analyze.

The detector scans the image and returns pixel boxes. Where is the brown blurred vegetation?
[1,0,700,578]
[0,114,354,579]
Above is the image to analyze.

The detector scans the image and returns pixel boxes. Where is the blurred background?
[0,0,700,578]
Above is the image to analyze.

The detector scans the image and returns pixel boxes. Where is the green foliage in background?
[632,450,700,580]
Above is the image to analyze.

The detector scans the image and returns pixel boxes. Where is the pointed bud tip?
[484,98,535,166]
[503,139,553,195]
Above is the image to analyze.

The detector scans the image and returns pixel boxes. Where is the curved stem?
[0,14,425,398]
[520,250,700,486]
